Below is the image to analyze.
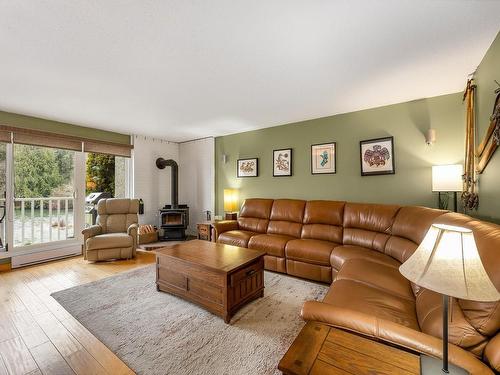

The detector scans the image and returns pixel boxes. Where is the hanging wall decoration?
[462,79,479,211]
[311,142,336,174]
[273,148,292,176]
[237,158,258,177]
[359,137,395,176]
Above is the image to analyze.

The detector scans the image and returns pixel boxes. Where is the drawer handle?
[246,269,256,277]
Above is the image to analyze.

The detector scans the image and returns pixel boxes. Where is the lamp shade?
[431,164,463,192]
[400,224,500,301]
[223,189,239,212]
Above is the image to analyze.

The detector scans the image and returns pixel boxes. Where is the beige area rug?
[52,265,328,375]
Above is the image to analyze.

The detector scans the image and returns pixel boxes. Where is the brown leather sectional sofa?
[213,198,500,374]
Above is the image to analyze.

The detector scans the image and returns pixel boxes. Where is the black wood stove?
[156,158,189,240]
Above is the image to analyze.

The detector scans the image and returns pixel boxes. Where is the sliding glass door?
[13,144,78,247]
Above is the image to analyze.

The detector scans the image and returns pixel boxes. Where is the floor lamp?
[431,165,463,212]
[400,224,500,374]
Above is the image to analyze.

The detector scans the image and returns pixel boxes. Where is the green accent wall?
[474,31,500,223]
[216,92,465,215]
[0,110,130,144]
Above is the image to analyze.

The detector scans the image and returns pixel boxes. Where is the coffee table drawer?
[230,259,263,287]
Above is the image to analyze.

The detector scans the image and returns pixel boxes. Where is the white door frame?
[6,145,85,256]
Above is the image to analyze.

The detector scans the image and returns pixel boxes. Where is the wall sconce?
[222,154,228,164]
[425,129,436,145]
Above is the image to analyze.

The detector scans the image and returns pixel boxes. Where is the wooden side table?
[197,221,213,241]
[279,322,420,375]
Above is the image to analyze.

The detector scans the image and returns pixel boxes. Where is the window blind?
[0,125,132,157]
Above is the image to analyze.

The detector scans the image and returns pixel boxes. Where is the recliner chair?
[82,198,139,261]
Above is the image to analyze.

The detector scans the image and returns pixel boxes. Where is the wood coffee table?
[154,240,266,323]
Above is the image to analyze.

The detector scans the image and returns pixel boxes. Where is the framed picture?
[360,136,395,176]
[237,158,258,177]
[273,148,292,176]
[311,142,336,174]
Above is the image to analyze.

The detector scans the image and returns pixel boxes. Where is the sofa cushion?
[343,202,400,252]
[301,200,344,243]
[330,245,400,272]
[218,230,256,248]
[285,239,339,266]
[416,289,488,358]
[266,199,305,238]
[385,206,447,263]
[248,233,294,257]
[323,279,419,330]
[335,259,414,300]
[86,233,132,250]
[237,198,274,233]
[269,199,306,222]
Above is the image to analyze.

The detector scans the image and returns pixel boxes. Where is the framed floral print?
[273,148,292,176]
[237,158,258,177]
[360,136,395,176]
[311,142,336,174]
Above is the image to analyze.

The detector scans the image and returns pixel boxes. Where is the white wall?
[179,137,215,235]
[132,135,215,237]
[132,135,179,226]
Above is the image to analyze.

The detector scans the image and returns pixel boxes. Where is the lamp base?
[420,355,468,374]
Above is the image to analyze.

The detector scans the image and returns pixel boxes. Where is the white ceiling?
[0,1,499,142]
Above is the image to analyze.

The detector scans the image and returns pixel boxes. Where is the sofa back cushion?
[237,198,274,233]
[301,200,345,243]
[416,289,488,358]
[385,206,447,263]
[97,198,139,233]
[342,202,400,251]
[267,199,305,238]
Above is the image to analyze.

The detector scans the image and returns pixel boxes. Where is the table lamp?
[223,189,239,220]
[400,224,500,374]
[432,164,463,212]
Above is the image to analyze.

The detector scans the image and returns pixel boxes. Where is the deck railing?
[0,197,75,246]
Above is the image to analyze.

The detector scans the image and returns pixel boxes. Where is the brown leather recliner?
[213,198,500,374]
[82,198,139,261]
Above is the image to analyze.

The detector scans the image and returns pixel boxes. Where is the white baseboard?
[11,245,82,268]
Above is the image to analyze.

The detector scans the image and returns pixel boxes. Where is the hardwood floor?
[0,251,156,375]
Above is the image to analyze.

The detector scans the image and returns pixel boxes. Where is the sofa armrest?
[212,220,239,241]
[82,225,102,240]
[301,302,494,375]
[128,223,139,256]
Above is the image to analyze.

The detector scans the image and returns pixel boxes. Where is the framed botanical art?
[237,158,258,177]
[360,136,395,176]
[273,148,292,176]
[311,142,336,174]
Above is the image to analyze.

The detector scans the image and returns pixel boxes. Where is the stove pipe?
[156,158,178,208]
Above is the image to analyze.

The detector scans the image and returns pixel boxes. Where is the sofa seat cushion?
[330,245,400,271]
[285,239,339,266]
[336,259,414,300]
[86,233,132,251]
[248,234,295,257]
[323,279,419,330]
[218,230,256,248]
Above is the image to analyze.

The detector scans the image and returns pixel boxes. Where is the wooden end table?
[196,221,214,241]
[279,322,420,375]
[155,240,265,323]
